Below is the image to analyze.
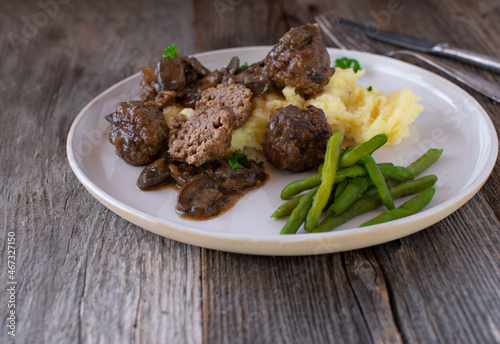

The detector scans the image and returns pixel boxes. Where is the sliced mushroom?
[177,175,224,217]
[137,157,172,190]
[156,57,186,91]
[225,56,240,75]
[169,163,200,187]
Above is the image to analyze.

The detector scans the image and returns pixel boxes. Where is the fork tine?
[316,13,379,53]
[315,14,347,50]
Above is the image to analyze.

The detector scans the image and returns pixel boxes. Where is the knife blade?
[338,17,500,72]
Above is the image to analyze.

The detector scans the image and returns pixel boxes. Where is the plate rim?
[66,46,498,255]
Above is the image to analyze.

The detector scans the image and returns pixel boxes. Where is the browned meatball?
[263,23,334,97]
[108,100,169,166]
[197,83,253,129]
[262,105,332,172]
[168,104,233,167]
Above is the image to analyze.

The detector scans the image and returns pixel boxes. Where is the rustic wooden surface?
[1,0,499,343]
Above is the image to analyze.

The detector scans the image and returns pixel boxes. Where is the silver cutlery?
[315,14,500,103]
[338,17,500,73]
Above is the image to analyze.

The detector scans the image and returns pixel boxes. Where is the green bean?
[363,148,443,198]
[334,179,349,200]
[362,165,414,197]
[407,148,443,176]
[363,178,398,197]
[325,179,349,210]
[280,164,368,200]
[281,163,366,201]
[389,175,437,198]
[360,155,395,210]
[335,165,367,184]
[271,195,303,218]
[280,174,321,200]
[339,134,388,168]
[280,187,318,235]
[312,175,437,233]
[305,132,343,232]
[327,176,369,216]
[360,187,435,227]
[379,165,415,181]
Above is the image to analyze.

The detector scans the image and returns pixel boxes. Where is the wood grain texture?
[193,0,286,52]
[0,0,499,343]
[0,1,202,343]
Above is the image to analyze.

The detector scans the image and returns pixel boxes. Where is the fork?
[315,14,500,103]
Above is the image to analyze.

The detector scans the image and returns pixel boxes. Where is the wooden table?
[1,0,499,342]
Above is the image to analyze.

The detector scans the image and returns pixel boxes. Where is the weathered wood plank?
[372,194,500,343]
[0,0,203,343]
[193,0,286,52]
[201,250,402,344]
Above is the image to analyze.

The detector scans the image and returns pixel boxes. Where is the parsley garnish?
[367,86,373,91]
[237,62,248,72]
[163,45,179,59]
[334,58,362,73]
[228,151,263,169]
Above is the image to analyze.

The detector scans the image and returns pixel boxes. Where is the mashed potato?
[230,68,423,151]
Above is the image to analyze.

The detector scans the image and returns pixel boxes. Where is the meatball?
[262,105,332,172]
[108,100,169,166]
[196,83,253,129]
[168,104,233,167]
[263,23,334,97]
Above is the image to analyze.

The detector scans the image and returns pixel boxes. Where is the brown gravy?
[177,172,268,221]
[138,158,268,221]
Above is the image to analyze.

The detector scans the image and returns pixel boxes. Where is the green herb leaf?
[367,86,373,91]
[228,151,263,169]
[228,151,248,169]
[334,58,362,73]
[237,62,248,72]
[163,45,179,59]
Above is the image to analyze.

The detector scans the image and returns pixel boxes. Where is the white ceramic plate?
[67,47,498,255]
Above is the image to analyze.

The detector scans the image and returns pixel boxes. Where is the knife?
[339,18,500,73]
